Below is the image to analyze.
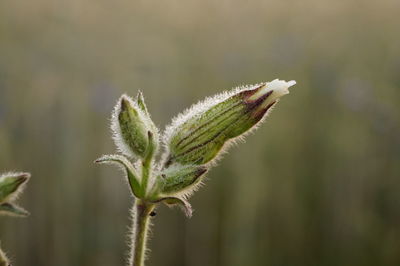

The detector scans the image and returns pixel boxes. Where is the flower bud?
[164,79,296,166]
[0,172,30,204]
[112,94,158,159]
[159,165,207,194]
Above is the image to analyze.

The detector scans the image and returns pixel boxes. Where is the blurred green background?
[1,0,399,265]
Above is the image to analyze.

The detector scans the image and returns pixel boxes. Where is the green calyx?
[164,80,295,167]
[166,95,247,166]
[113,93,159,160]
[117,96,150,158]
[158,165,207,194]
[165,90,271,166]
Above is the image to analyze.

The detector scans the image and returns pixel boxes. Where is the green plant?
[0,172,30,266]
[96,79,296,266]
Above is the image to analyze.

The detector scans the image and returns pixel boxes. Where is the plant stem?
[141,131,156,195]
[131,200,155,266]
[141,160,151,194]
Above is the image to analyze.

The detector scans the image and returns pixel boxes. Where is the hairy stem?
[0,246,9,266]
[130,200,155,266]
[141,160,151,194]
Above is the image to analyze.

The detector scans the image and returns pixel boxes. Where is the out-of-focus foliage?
[0,0,399,266]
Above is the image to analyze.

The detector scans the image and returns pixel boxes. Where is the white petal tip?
[266,79,297,99]
[287,80,297,87]
[247,79,297,102]
[267,79,297,92]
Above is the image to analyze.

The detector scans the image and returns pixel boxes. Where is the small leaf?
[0,202,29,217]
[0,172,30,204]
[95,154,143,198]
[159,165,207,194]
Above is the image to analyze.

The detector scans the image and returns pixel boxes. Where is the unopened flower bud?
[0,172,30,204]
[164,79,296,166]
[112,94,158,159]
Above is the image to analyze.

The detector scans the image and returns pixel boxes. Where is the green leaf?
[95,154,143,198]
[0,202,29,217]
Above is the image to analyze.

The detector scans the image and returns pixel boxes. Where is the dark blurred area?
[1,0,399,265]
